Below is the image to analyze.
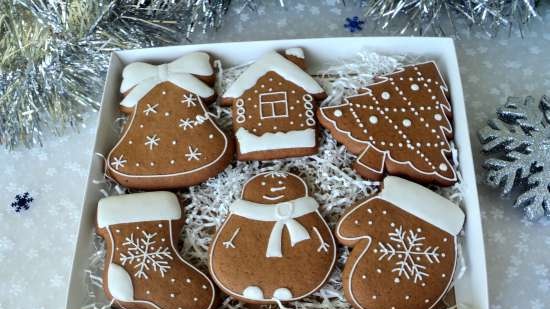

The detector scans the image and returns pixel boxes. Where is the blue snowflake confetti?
[11,192,34,212]
[344,16,365,33]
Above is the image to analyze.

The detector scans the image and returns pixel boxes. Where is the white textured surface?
[1,1,550,308]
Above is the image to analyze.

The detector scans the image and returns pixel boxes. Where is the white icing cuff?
[97,191,181,228]
[223,50,324,99]
[285,48,305,59]
[378,176,465,235]
[236,127,316,154]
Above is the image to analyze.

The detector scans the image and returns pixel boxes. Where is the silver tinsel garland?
[0,0,540,149]
[479,96,550,221]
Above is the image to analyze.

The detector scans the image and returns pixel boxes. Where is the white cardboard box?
[66,37,489,309]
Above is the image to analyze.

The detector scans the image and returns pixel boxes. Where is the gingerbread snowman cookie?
[96,191,218,309]
[107,52,233,190]
[222,48,327,160]
[336,176,465,309]
[209,171,336,304]
[318,61,456,186]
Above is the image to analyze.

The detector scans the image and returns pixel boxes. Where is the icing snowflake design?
[377,226,441,283]
[110,155,127,170]
[119,231,173,279]
[144,135,160,150]
[178,118,195,130]
[181,94,197,107]
[10,192,34,212]
[143,103,159,116]
[185,146,202,161]
[262,171,288,178]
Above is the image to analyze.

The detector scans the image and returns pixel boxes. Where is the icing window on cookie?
[259,91,289,119]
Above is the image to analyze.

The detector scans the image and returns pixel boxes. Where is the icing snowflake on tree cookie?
[318,61,456,186]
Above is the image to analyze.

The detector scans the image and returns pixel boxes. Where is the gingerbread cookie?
[209,171,336,304]
[222,48,327,160]
[96,191,218,309]
[318,61,456,186]
[107,52,233,189]
[336,176,465,309]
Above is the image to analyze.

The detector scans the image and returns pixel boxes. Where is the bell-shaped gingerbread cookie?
[209,171,336,304]
[96,192,218,309]
[336,176,465,309]
[107,52,233,190]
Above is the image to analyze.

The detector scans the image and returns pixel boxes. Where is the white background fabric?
[1,1,550,308]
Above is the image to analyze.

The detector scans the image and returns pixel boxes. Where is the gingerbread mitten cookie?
[209,171,336,304]
[97,192,218,309]
[222,48,326,160]
[107,52,233,190]
[336,176,465,309]
[318,61,456,186]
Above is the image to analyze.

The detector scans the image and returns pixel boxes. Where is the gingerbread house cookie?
[222,48,327,160]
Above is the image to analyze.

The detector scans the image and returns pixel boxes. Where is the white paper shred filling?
[83,50,466,309]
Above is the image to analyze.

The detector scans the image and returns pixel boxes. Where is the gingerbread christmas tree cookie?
[222,48,327,160]
[96,191,218,309]
[318,61,456,186]
[107,52,233,190]
[209,171,336,304]
[336,176,465,309]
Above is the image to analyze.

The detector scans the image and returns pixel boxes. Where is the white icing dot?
[382,210,387,215]
[422,282,426,287]
[425,299,430,303]
[439,163,448,171]
[362,275,367,279]
[115,229,120,233]
[172,140,177,145]
[186,278,191,283]
[135,163,140,167]
[410,83,420,91]
[150,162,155,166]
[158,224,163,228]
[402,118,412,127]
[354,220,359,225]
[334,109,343,117]
[369,115,378,124]
[376,268,382,274]
[139,124,144,128]
[164,112,170,116]
[202,285,207,290]
[381,91,391,100]
[208,134,214,139]
[128,140,133,144]
[162,91,166,95]
[405,295,410,300]
[193,297,198,302]
[161,238,165,242]
[372,295,377,299]
[170,160,175,164]
[442,273,446,278]
[368,220,373,225]
[261,181,266,186]
[416,228,422,232]
[394,277,400,283]
[146,290,150,294]
[170,293,175,298]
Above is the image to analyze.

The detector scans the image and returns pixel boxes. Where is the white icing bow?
[119,52,215,108]
[230,197,318,257]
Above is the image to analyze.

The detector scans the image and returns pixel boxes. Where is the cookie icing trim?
[120,52,215,108]
[223,50,324,99]
[235,127,316,154]
[97,192,181,228]
[108,263,135,302]
[231,197,318,257]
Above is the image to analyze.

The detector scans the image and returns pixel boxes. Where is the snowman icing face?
[242,172,308,204]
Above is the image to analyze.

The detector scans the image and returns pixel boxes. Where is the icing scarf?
[230,196,318,258]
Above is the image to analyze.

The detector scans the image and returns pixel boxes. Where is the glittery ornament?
[479,96,550,221]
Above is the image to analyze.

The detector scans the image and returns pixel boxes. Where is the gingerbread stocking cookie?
[222,48,327,160]
[96,192,218,309]
[209,171,336,304]
[336,176,465,309]
[318,61,456,186]
[107,52,233,190]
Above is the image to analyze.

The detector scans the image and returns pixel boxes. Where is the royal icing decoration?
[96,192,218,309]
[222,48,326,160]
[318,61,457,186]
[336,176,464,309]
[209,172,336,304]
[107,52,233,189]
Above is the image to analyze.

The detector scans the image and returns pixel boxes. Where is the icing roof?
[223,49,324,99]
